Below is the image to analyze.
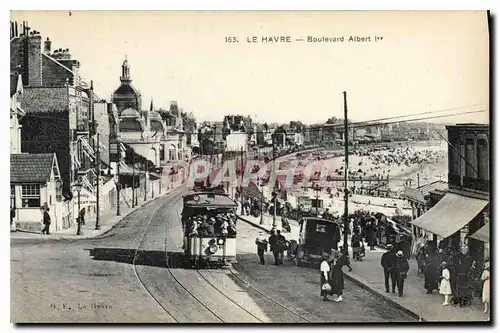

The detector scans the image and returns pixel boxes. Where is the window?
[465,138,477,178]
[450,139,461,175]
[477,138,489,180]
[21,184,41,207]
[160,145,165,161]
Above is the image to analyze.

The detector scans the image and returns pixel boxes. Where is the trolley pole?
[116,141,121,216]
[343,91,349,256]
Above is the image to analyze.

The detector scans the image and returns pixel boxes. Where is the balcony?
[448,174,489,193]
[463,177,490,193]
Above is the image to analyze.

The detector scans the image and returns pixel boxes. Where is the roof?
[302,217,341,225]
[20,87,69,114]
[121,108,141,118]
[404,180,448,203]
[10,153,57,183]
[114,83,141,97]
[410,193,488,238]
[182,192,237,208]
[417,180,448,194]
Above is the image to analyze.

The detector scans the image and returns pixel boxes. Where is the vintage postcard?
[10,10,490,324]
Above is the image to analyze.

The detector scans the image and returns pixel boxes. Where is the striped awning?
[410,193,488,238]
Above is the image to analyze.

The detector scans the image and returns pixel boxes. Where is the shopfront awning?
[469,223,489,243]
[410,193,488,238]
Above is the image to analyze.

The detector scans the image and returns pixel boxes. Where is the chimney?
[44,37,51,53]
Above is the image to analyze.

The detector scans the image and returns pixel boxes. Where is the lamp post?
[73,180,83,236]
[314,183,321,216]
[343,91,349,257]
[259,177,264,225]
[116,140,121,216]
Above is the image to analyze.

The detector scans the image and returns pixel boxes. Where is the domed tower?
[112,58,142,114]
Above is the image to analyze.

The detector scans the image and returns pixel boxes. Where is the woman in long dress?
[330,251,345,302]
[320,254,332,301]
[439,262,452,306]
[481,262,490,314]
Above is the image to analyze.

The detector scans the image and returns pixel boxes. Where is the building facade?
[410,123,490,264]
[10,153,65,231]
[11,21,97,200]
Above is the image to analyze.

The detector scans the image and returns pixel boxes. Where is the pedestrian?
[10,205,16,232]
[79,207,86,225]
[41,207,51,235]
[454,248,473,304]
[424,250,440,294]
[381,244,397,293]
[320,253,333,301]
[268,230,280,265]
[276,230,286,265]
[394,250,409,297]
[255,231,268,265]
[351,229,363,261]
[481,262,490,314]
[439,261,452,306]
[338,246,353,271]
[329,250,345,302]
[416,245,426,275]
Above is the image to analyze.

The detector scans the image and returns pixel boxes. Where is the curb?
[13,185,185,241]
[237,216,272,234]
[238,214,425,322]
[342,272,425,322]
[75,184,186,240]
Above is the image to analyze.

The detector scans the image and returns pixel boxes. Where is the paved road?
[11,187,414,323]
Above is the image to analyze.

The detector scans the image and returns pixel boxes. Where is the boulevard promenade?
[237,213,488,322]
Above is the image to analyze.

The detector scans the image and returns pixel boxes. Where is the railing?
[463,177,489,193]
[449,174,489,193]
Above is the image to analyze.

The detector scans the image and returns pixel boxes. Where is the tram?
[181,191,238,268]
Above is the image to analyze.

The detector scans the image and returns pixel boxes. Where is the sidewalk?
[237,214,489,323]
[11,182,184,241]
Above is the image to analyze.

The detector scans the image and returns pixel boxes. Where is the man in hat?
[394,250,410,297]
[255,231,268,265]
[381,244,397,293]
[41,206,51,235]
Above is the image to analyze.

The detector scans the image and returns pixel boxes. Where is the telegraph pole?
[116,141,121,216]
[240,146,244,213]
[343,91,349,256]
[132,154,135,207]
[272,135,277,229]
[95,133,101,230]
[144,161,147,202]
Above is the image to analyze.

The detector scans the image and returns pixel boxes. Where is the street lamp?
[73,180,83,236]
[314,183,321,216]
[259,177,264,225]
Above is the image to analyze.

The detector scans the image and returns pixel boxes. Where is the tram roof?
[302,217,342,225]
[183,192,238,208]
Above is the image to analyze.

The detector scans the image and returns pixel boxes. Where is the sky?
[10,10,490,125]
